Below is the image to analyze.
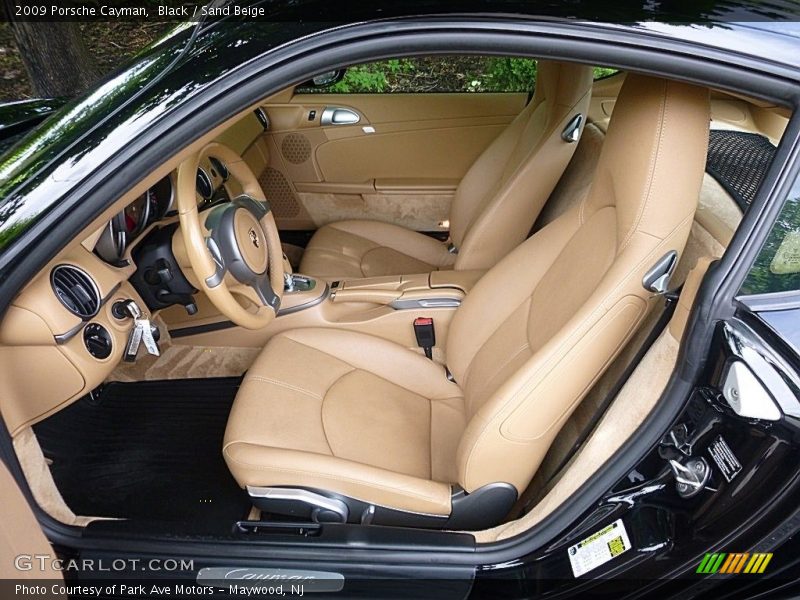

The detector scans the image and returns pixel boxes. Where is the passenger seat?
[299,61,594,279]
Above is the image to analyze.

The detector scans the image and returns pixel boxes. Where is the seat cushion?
[299,220,455,280]
[223,328,465,515]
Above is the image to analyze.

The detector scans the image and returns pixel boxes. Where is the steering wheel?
[175,142,284,330]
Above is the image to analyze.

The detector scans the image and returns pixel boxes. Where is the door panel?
[257,92,527,231]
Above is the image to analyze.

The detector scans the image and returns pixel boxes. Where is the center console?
[167,269,485,360]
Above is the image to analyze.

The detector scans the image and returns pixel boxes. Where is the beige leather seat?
[299,61,594,279]
[224,74,710,528]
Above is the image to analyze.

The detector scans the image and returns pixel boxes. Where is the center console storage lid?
[331,271,484,307]
[429,270,485,293]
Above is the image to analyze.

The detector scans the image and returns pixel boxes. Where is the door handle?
[320,107,360,125]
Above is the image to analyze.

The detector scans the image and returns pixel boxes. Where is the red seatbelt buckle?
[413,317,435,359]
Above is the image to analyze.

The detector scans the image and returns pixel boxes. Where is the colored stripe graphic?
[697,553,725,574]
[719,554,736,574]
[757,553,772,573]
[697,552,773,575]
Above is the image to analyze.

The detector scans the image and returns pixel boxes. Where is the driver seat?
[223,75,710,529]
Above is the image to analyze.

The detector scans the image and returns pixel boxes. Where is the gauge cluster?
[95,175,175,265]
[95,158,230,267]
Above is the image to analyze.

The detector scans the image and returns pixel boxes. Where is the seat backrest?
[449,60,594,271]
[446,74,710,494]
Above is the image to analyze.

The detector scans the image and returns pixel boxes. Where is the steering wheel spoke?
[204,235,227,287]
[253,273,281,312]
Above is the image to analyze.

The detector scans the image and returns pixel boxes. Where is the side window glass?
[740,177,800,295]
[297,56,539,93]
[593,67,619,80]
[298,58,617,93]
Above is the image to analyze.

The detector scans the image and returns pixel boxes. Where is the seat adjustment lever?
[642,250,678,295]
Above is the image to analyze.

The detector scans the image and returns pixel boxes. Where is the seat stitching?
[334,224,452,268]
[360,246,435,275]
[270,334,457,475]
[302,248,363,272]
[223,446,447,504]
[619,80,668,251]
[319,367,357,456]
[282,334,449,399]
[245,375,322,400]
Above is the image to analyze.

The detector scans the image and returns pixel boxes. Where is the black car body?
[1,3,800,599]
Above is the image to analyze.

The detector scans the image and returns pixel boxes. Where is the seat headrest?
[582,74,710,247]
[533,59,594,108]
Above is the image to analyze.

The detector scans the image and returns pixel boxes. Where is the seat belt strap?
[541,289,681,490]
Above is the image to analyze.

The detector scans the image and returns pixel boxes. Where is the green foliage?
[593,66,619,80]
[301,56,618,94]
[477,57,538,92]
[328,65,389,93]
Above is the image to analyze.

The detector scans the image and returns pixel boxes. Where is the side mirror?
[305,69,346,88]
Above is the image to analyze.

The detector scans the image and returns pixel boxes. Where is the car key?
[122,300,141,320]
[124,321,143,362]
[122,300,160,360]
[140,317,160,356]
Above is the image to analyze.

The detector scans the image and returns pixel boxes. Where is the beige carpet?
[108,344,260,382]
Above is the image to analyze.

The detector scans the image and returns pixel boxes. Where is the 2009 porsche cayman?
[2,2,800,598]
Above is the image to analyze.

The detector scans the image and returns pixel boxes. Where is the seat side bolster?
[223,442,453,516]
[456,220,694,493]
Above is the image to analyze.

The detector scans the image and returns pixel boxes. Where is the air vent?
[196,168,213,200]
[50,265,101,319]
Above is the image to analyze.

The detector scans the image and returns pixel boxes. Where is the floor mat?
[34,377,250,530]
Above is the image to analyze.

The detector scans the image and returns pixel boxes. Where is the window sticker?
[770,229,800,275]
[568,518,631,577]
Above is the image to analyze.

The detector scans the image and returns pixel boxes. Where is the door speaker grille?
[259,167,300,218]
[281,133,311,164]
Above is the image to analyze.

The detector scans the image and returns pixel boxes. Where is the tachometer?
[123,194,150,236]
[95,175,175,265]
